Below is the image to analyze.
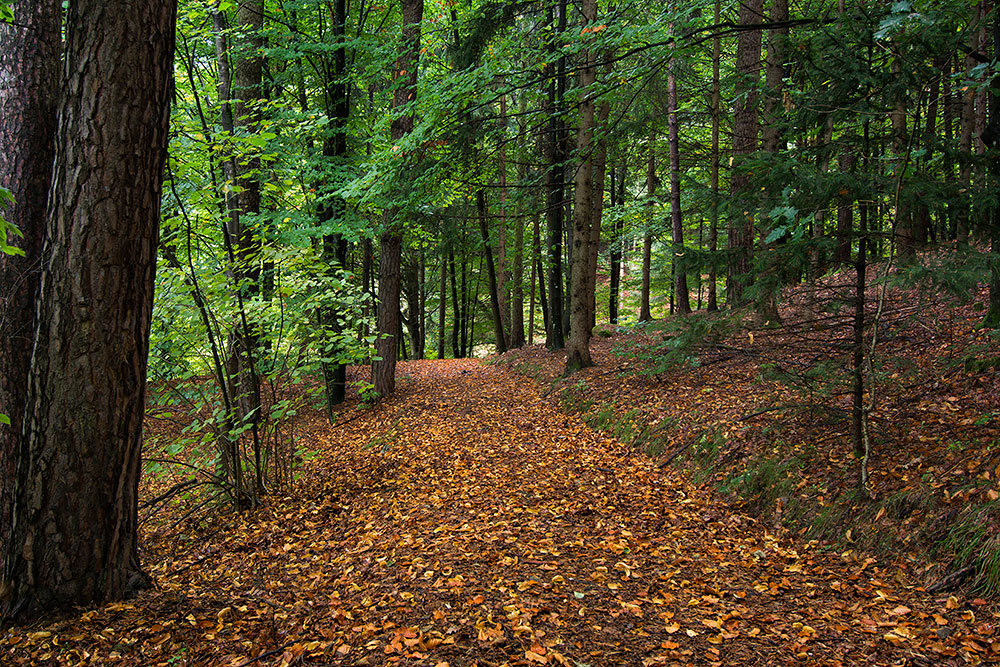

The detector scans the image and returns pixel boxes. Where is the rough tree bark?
[2,0,176,618]
[0,0,60,545]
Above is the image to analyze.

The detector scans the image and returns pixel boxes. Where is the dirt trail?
[2,358,991,666]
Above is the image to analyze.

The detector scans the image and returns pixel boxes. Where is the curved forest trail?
[3,358,994,666]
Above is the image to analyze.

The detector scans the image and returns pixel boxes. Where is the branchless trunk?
[727,0,762,307]
[609,166,622,323]
[707,0,721,311]
[478,190,508,354]
[667,50,690,315]
[0,0,60,544]
[544,2,565,349]
[588,78,610,330]
[320,0,352,409]
[438,253,446,357]
[983,10,1000,328]
[449,251,461,357]
[529,212,540,344]
[957,4,983,244]
[373,0,423,396]
[891,56,916,263]
[496,94,512,347]
[2,0,176,618]
[510,93,527,349]
[755,0,786,324]
[565,0,598,374]
[640,129,656,321]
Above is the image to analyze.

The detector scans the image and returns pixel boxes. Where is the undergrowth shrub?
[720,449,801,514]
[938,500,1000,597]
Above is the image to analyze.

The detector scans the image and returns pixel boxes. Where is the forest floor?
[3,330,999,665]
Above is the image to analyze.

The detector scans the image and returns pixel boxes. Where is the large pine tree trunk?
[373,0,423,396]
[0,0,60,545]
[2,0,176,618]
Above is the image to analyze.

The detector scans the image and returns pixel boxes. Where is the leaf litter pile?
[3,359,998,666]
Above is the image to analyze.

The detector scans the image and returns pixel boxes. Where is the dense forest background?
[146,0,1000,501]
[3,0,1000,626]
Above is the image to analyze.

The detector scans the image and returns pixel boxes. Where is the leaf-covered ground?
[3,358,997,666]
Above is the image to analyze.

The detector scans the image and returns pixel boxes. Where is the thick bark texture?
[2,0,176,617]
[0,0,60,545]
[372,0,423,395]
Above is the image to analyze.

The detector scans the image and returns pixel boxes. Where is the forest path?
[3,358,982,666]
[264,357,967,666]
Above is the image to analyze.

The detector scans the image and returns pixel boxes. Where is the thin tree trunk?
[478,190,508,354]
[727,0,762,307]
[510,175,526,348]
[852,174,868,458]
[438,253,446,358]
[529,214,539,344]
[609,166,622,324]
[667,54,690,315]
[403,257,422,359]
[496,94,511,346]
[755,0,786,324]
[373,0,423,396]
[983,11,1000,327]
[707,0,721,311]
[449,251,460,357]
[891,56,916,263]
[957,4,982,244]
[321,0,351,409]
[544,2,565,349]
[640,129,656,321]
